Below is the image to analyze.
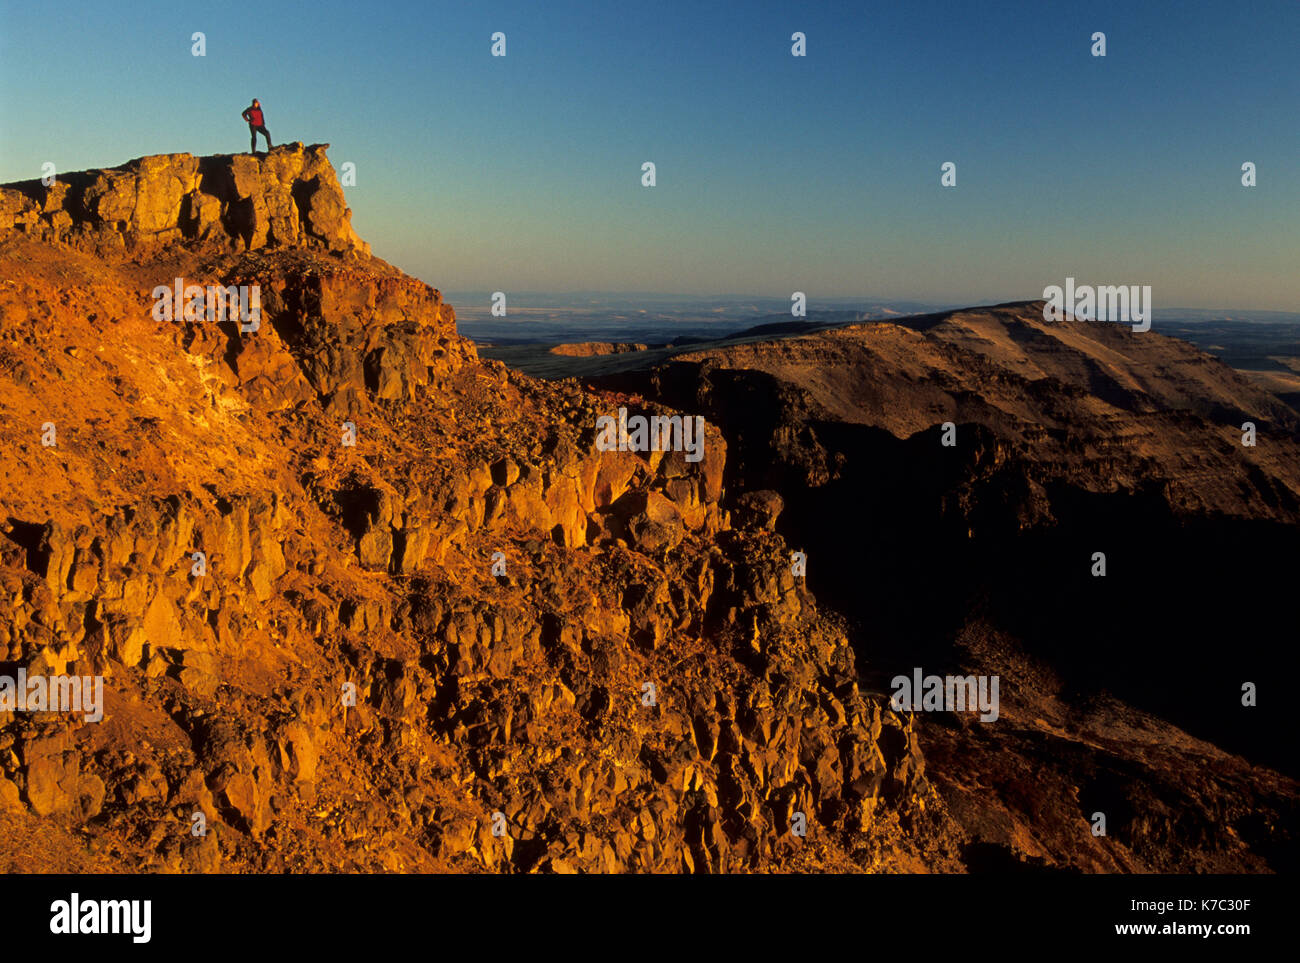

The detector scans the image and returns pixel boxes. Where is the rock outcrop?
[0,143,368,257]
[550,342,650,357]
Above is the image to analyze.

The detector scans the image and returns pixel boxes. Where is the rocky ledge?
[0,143,368,257]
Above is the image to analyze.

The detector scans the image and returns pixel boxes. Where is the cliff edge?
[0,143,369,257]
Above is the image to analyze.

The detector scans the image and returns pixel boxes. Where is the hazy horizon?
[2,0,1298,310]
[446,290,1300,323]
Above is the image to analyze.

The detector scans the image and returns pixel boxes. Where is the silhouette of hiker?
[241,99,272,154]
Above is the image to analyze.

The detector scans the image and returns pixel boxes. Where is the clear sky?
[1,0,1297,309]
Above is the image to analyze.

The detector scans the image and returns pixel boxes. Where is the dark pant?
[249,125,271,152]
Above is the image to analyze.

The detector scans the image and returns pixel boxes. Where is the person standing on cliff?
[241,99,272,154]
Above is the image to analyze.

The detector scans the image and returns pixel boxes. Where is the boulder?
[615,491,685,554]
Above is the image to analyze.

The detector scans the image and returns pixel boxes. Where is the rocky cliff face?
[0,144,368,257]
[0,151,943,872]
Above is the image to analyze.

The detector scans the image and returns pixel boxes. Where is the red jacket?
[243,106,264,126]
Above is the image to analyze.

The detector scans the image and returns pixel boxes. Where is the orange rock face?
[0,150,936,873]
[0,144,368,257]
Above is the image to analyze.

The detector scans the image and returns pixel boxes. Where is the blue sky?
[1,0,1297,309]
